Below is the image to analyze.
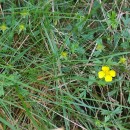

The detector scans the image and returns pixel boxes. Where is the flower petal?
[98,71,105,79]
[109,70,116,77]
[105,75,112,82]
[102,66,110,71]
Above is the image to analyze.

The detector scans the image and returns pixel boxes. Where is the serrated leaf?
[76,47,85,54]
[113,107,122,115]
[93,60,102,64]
[82,33,94,40]
[101,110,111,115]
[105,115,110,122]
[107,89,117,96]
[93,51,102,57]
[88,75,96,86]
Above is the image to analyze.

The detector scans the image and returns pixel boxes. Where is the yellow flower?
[0,24,8,32]
[20,11,29,18]
[60,52,67,59]
[19,24,26,32]
[96,43,105,51]
[119,57,126,64]
[98,66,116,82]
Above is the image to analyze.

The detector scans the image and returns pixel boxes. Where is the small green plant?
[107,11,118,29]
[0,73,20,96]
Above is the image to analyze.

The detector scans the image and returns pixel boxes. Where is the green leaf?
[88,75,96,86]
[101,109,111,115]
[0,86,4,96]
[0,117,16,130]
[113,107,122,115]
[82,33,94,40]
[113,32,120,51]
[106,58,118,66]
[127,94,130,104]
[93,59,102,64]
[76,47,85,54]
[105,127,111,130]
[65,36,71,46]
[79,90,86,98]
[70,43,79,54]
[93,51,102,57]
[121,42,130,49]
[105,115,110,122]
[107,89,118,96]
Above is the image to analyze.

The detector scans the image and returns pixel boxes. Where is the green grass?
[0,0,130,130]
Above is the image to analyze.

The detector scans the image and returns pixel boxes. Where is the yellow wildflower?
[60,52,67,59]
[19,24,26,32]
[96,43,105,51]
[98,66,116,82]
[0,24,8,32]
[119,57,126,64]
[20,11,29,18]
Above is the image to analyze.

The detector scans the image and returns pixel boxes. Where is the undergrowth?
[0,0,130,130]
